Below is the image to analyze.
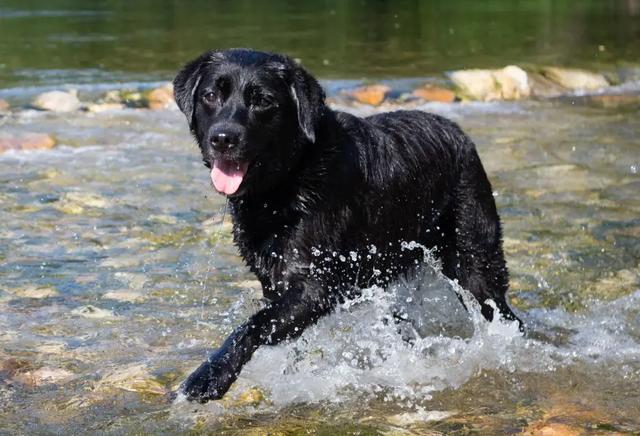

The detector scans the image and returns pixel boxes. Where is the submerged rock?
[10,285,58,299]
[71,305,118,319]
[386,409,455,426]
[450,66,530,101]
[412,85,457,103]
[55,191,111,214]
[0,133,56,153]
[99,363,166,395]
[347,84,391,106]
[147,83,175,110]
[102,290,145,303]
[541,67,609,91]
[13,367,75,387]
[32,90,81,112]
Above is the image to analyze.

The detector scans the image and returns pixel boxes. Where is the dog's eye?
[203,92,216,104]
[251,95,276,110]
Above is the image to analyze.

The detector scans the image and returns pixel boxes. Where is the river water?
[1,1,640,434]
[1,96,639,433]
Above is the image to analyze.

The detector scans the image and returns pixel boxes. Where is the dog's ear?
[173,51,220,131]
[289,63,326,144]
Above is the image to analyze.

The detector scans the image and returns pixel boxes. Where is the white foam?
[226,252,640,410]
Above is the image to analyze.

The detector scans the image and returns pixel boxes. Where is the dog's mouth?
[211,159,249,196]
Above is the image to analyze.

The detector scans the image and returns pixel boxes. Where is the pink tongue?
[211,160,248,195]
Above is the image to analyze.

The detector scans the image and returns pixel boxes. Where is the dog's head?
[174,49,326,197]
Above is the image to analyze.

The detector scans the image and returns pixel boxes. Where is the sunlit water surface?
[1,97,639,433]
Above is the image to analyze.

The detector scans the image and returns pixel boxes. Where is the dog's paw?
[180,359,236,403]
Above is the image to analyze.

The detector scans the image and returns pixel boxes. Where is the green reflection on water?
[1,0,639,87]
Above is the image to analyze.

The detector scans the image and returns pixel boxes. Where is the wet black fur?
[173,48,521,402]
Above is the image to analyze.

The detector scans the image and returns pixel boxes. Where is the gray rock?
[541,67,609,91]
[32,90,81,112]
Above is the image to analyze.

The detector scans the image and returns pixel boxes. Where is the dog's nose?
[210,131,239,152]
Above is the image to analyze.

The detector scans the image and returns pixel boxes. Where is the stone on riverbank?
[450,66,530,101]
[412,85,457,103]
[348,84,391,106]
[32,90,81,112]
[147,83,175,110]
[541,67,609,91]
[0,99,9,112]
[0,133,56,153]
[84,102,125,113]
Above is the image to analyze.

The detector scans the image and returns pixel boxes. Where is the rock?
[0,133,56,153]
[450,66,530,101]
[99,363,166,395]
[348,84,391,106]
[84,102,125,113]
[56,191,111,214]
[521,422,582,436]
[13,367,74,386]
[585,93,640,108]
[114,272,147,290]
[11,286,58,299]
[32,90,81,112]
[102,290,145,303]
[412,85,457,103]
[387,409,454,426]
[149,214,178,225]
[71,305,117,319]
[232,387,265,407]
[103,89,123,103]
[147,83,175,110]
[0,99,9,111]
[541,67,609,91]
[527,72,570,98]
[35,342,67,354]
[120,91,146,108]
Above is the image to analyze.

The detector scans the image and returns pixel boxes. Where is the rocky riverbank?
[1,64,639,154]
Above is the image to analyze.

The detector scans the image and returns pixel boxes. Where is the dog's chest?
[231,202,303,296]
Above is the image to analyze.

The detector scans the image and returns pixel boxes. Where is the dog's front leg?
[180,282,333,402]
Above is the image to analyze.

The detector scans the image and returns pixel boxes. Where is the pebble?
[32,90,81,112]
[0,133,56,153]
[348,84,391,106]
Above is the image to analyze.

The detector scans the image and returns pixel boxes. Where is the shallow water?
[1,94,639,433]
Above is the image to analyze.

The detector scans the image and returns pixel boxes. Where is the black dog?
[173,48,520,402]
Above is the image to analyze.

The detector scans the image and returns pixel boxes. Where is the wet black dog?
[173,48,520,402]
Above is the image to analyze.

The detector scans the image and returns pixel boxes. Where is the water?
[1,0,640,88]
[1,0,640,433]
[1,97,639,433]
